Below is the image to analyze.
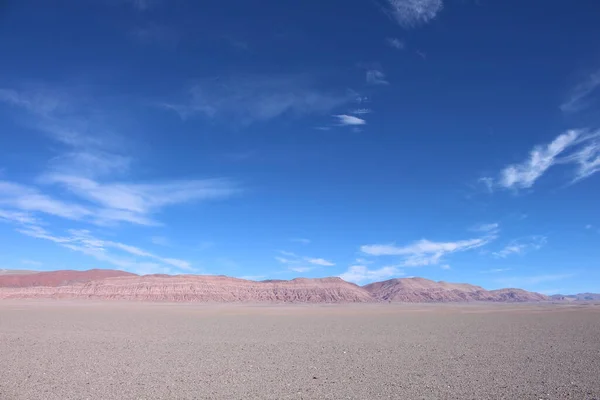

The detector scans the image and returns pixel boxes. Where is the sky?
[0,0,599,294]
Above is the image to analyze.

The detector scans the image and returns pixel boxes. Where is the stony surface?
[364,277,549,302]
[0,302,598,399]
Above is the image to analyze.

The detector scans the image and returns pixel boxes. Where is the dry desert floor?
[1,301,599,399]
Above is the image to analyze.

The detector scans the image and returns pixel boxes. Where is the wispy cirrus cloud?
[40,174,238,224]
[339,265,403,284]
[482,129,600,191]
[275,251,335,272]
[383,0,444,28]
[0,209,39,225]
[162,74,357,125]
[305,257,335,266]
[480,268,511,274]
[470,223,499,233]
[0,177,237,227]
[492,236,547,258]
[333,114,366,126]
[366,69,389,85]
[561,69,600,113]
[15,225,192,274]
[0,87,240,227]
[361,234,495,267]
[289,266,314,273]
[386,37,405,50]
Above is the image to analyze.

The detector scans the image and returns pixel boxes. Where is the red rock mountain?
[0,270,549,303]
[0,273,372,303]
[363,278,548,302]
[0,269,135,288]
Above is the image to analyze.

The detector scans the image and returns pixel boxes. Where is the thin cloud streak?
[339,265,403,284]
[333,114,366,126]
[305,257,335,266]
[361,234,495,267]
[163,75,357,125]
[483,129,600,190]
[366,69,389,85]
[15,225,193,274]
[561,69,600,113]
[493,236,547,258]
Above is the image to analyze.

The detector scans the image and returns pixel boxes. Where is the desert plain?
[1,301,599,400]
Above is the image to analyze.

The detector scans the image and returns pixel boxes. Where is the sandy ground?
[1,302,599,400]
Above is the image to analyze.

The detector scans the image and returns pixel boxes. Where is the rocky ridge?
[0,269,550,303]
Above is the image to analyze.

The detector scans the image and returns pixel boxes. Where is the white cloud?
[339,265,403,284]
[366,69,389,85]
[384,0,444,28]
[275,256,292,264]
[440,264,451,270]
[386,37,405,50]
[560,69,600,113]
[0,88,66,117]
[0,209,38,225]
[361,235,494,267]
[493,236,547,258]
[569,141,600,182]
[40,174,238,221]
[499,130,580,189]
[289,266,313,273]
[471,223,499,233]
[15,225,192,274]
[333,114,366,126]
[1,177,238,227]
[305,257,335,266]
[0,181,92,221]
[362,237,490,256]
[483,130,600,190]
[163,75,356,125]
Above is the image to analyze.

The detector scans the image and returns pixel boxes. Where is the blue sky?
[1,0,599,294]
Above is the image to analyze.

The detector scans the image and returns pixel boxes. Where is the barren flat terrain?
[1,302,599,399]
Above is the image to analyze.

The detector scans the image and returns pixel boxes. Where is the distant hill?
[550,293,600,301]
[363,278,548,302]
[0,269,38,275]
[0,269,551,303]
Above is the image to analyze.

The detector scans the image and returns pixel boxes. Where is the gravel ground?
[1,302,599,400]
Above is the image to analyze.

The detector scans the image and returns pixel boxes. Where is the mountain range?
[1,269,586,303]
